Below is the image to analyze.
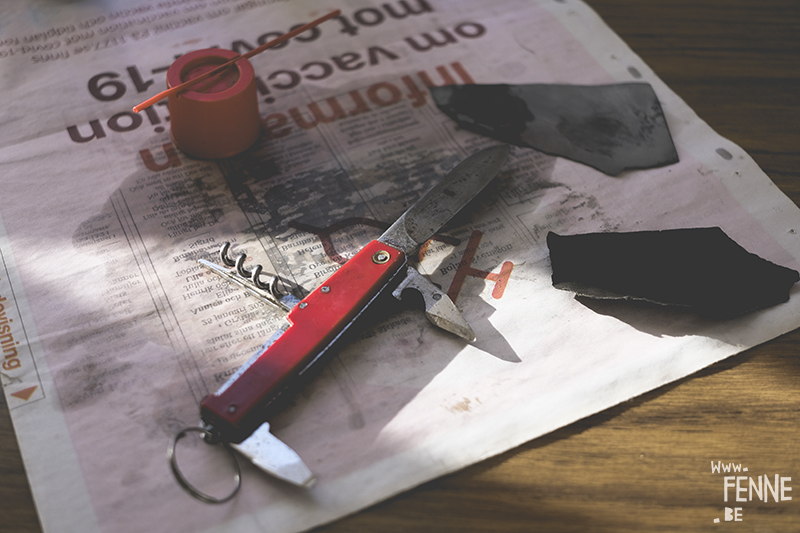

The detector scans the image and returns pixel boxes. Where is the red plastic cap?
[167,48,261,159]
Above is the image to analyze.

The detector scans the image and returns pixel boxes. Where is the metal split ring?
[167,427,242,504]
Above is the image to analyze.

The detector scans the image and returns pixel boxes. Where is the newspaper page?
[1,1,800,532]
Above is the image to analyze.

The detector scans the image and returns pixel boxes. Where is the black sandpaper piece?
[431,83,679,176]
[547,228,800,318]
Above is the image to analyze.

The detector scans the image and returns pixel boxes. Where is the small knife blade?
[231,422,316,488]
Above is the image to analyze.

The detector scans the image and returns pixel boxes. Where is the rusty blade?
[379,144,510,255]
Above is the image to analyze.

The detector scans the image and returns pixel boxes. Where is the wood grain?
[2,1,799,532]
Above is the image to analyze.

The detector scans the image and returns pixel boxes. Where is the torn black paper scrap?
[547,228,800,318]
[431,83,679,176]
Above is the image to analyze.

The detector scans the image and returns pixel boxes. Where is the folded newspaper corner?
[1,1,799,533]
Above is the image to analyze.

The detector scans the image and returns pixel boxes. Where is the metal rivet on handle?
[372,250,391,264]
[321,286,330,293]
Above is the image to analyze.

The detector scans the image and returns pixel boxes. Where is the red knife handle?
[201,240,406,443]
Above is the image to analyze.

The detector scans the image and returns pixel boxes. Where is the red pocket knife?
[174,145,510,499]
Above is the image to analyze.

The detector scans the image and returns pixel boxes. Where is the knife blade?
[380,144,511,254]
[199,144,510,479]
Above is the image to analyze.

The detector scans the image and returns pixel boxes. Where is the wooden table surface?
[2,1,799,531]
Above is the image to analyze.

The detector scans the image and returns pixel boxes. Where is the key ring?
[167,426,242,504]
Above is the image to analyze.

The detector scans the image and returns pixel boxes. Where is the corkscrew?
[199,242,301,312]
